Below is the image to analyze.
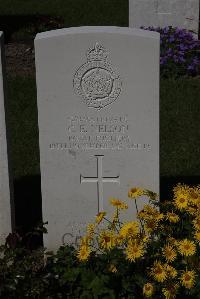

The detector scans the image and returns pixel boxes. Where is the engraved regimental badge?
[73,43,122,109]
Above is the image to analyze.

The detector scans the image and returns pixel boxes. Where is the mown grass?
[6,76,200,180]
[0,0,128,27]
[160,77,200,177]
[6,77,40,179]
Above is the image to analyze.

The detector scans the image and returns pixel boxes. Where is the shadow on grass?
[14,175,43,247]
[0,15,64,42]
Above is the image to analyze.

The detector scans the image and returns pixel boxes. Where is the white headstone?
[35,27,160,250]
[129,0,199,36]
[0,32,12,244]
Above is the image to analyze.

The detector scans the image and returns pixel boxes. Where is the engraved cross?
[80,155,120,212]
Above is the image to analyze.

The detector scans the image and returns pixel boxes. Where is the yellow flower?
[162,284,179,299]
[120,221,140,239]
[173,184,190,198]
[155,212,164,222]
[188,187,200,206]
[98,230,115,250]
[162,244,177,262]
[114,234,124,246]
[125,240,144,262]
[174,194,188,210]
[77,245,91,262]
[108,264,117,273]
[143,283,154,298]
[166,237,179,248]
[80,236,90,246]
[165,264,178,279]
[177,239,196,257]
[95,211,106,224]
[86,223,95,238]
[192,216,200,231]
[142,234,150,244]
[180,270,196,289]
[173,184,189,210]
[150,261,167,282]
[128,187,144,198]
[166,212,180,223]
[186,206,197,216]
[144,220,158,234]
[110,198,128,210]
[138,205,163,223]
[144,204,159,213]
[193,230,200,244]
[137,210,146,219]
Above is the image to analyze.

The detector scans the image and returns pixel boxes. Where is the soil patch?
[1,15,64,42]
[1,15,64,77]
[5,42,35,77]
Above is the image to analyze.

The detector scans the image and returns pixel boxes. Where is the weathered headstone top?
[35,27,160,250]
[129,0,199,36]
[0,32,12,244]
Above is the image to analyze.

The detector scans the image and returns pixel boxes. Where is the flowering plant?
[76,184,200,298]
[143,26,200,78]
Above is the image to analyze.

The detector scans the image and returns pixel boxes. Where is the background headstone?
[129,0,199,36]
[35,27,160,250]
[0,32,13,244]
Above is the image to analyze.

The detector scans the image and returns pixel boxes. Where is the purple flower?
[163,27,170,34]
[192,57,200,65]
[142,26,200,77]
[169,36,175,43]
[187,64,195,71]
[179,57,186,63]
[160,56,168,65]
[173,55,180,63]
[179,44,187,51]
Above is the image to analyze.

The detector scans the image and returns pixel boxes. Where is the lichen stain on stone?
[68,149,77,159]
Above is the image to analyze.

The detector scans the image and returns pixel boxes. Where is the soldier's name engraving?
[49,114,151,151]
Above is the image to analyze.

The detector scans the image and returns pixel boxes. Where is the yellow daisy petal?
[162,244,177,262]
[77,245,91,262]
[128,187,144,198]
[180,270,196,289]
[165,212,180,223]
[120,221,140,239]
[98,230,115,251]
[177,239,196,257]
[110,198,128,210]
[143,283,154,298]
[162,284,179,299]
[95,211,106,224]
[125,240,144,262]
[150,261,167,282]
[193,230,200,244]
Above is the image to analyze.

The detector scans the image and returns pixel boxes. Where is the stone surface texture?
[35,27,160,250]
[0,32,12,244]
[129,0,199,35]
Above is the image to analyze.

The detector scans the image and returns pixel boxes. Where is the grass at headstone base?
[6,76,200,180]
[6,76,40,179]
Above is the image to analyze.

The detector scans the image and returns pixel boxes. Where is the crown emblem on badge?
[86,43,108,62]
[73,42,122,110]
